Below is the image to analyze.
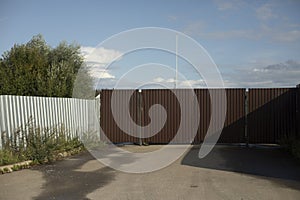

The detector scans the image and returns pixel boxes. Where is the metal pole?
[96,90,101,141]
[296,85,300,138]
[138,89,142,146]
[245,88,249,147]
[175,34,178,89]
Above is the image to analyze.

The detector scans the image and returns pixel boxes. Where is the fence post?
[96,91,101,141]
[138,89,143,146]
[0,96,2,150]
[245,88,249,147]
[296,85,300,138]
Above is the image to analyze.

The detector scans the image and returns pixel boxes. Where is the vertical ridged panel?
[0,95,98,149]
[100,88,297,144]
[248,88,297,143]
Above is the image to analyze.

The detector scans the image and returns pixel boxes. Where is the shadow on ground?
[31,152,115,200]
[182,145,300,183]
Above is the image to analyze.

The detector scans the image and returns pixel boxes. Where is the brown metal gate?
[100,90,140,144]
[248,88,298,143]
[100,88,299,144]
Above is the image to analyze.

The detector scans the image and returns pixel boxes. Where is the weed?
[0,117,85,167]
[11,165,20,171]
[3,167,10,173]
[0,150,19,165]
[280,137,300,161]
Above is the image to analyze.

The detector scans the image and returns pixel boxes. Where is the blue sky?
[1,0,300,88]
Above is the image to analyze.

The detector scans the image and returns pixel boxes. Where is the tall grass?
[0,118,84,166]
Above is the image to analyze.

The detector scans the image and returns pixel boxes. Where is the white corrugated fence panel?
[0,95,100,149]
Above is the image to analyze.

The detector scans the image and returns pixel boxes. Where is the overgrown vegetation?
[0,119,85,166]
[0,34,94,97]
[280,137,300,161]
[0,35,96,171]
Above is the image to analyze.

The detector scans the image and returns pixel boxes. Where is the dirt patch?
[118,144,165,153]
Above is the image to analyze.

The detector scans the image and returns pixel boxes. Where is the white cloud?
[213,0,243,11]
[224,60,300,87]
[256,3,277,21]
[204,29,259,40]
[288,23,300,28]
[88,68,115,79]
[272,30,300,42]
[183,22,261,40]
[183,21,300,42]
[183,19,262,40]
[153,77,166,83]
[180,79,206,87]
[81,46,122,79]
[0,17,7,22]
[258,24,300,43]
[167,15,178,21]
[183,2,300,43]
[183,21,206,37]
[152,77,206,88]
[81,46,122,66]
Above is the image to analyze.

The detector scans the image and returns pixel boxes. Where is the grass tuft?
[0,118,85,166]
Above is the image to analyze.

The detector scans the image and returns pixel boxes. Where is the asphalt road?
[0,145,300,200]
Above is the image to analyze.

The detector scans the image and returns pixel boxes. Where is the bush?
[0,150,19,165]
[280,137,300,161]
[289,140,300,160]
[0,119,85,166]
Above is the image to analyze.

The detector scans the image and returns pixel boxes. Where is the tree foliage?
[0,34,93,97]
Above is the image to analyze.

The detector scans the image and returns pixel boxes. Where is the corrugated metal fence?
[100,88,300,144]
[248,88,298,143]
[1,87,299,148]
[0,95,99,149]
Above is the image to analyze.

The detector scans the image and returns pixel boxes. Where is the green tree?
[0,34,93,97]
